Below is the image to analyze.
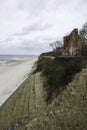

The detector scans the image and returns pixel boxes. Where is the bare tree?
[80,22,87,56]
[80,22,87,44]
[50,41,62,56]
[50,41,62,51]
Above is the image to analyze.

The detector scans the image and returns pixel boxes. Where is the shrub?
[43,57,87,102]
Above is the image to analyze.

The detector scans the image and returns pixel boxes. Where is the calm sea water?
[0,55,36,62]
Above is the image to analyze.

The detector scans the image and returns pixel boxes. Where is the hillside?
[23,62,87,130]
[0,72,47,130]
[0,55,87,130]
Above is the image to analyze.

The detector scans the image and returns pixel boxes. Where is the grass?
[33,56,53,73]
[23,62,87,130]
[34,56,87,103]
[0,72,47,130]
[0,55,87,130]
[42,57,87,102]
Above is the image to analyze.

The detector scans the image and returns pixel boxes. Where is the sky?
[0,0,87,55]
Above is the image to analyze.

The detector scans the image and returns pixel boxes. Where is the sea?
[0,55,36,63]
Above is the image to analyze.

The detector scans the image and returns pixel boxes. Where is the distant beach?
[0,55,37,106]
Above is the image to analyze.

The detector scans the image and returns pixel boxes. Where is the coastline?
[0,55,87,130]
[0,57,37,106]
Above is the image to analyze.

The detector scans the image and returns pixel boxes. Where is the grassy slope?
[0,72,47,130]
[20,64,87,130]
[35,56,87,103]
[0,56,87,130]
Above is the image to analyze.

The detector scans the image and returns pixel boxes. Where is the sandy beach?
[0,57,37,106]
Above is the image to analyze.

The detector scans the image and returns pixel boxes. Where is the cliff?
[0,72,47,130]
[24,61,87,130]
[0,55,87,130]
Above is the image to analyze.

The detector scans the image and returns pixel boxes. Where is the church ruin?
[63,28,83,56]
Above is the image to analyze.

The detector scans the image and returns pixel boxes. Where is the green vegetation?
[34,56,53,73]
[45,58,86,92]
[18,59,87,130]
[35,55,87,102]
[0,54,87,130]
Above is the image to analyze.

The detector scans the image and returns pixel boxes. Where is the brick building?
[63,28,83,56]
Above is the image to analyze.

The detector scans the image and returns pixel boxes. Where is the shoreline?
[0,72,32,110]
[0,57,37,106]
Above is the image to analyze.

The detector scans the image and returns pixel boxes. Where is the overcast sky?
[0,0,87,55]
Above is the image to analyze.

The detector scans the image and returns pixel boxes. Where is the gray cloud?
[17,0,49,12]
[0,0,87,54]
[15,23,51,36]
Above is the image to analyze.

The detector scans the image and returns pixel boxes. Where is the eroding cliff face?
[63,28,83,56]
[0,56,87,130]
[0,72,47,130]
[23,64,87,130]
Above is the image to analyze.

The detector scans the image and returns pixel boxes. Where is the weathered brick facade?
[63,28,83,56]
